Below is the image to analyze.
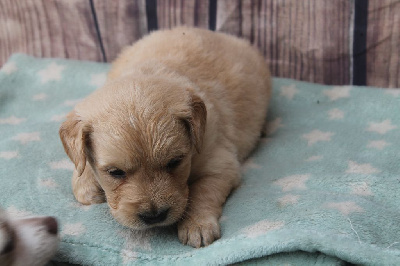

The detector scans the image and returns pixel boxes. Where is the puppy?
[0,207,58,266]
[59,27,271,248]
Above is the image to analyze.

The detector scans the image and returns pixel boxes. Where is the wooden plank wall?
[0,0,104,62]
[0,0,399,88]
[157,0,209,29]
[367,0,400,88]
[216,0,352,85]
[93,0,147,61]
[0,0,147,63]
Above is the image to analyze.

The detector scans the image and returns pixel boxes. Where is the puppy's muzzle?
[138,207,170,225]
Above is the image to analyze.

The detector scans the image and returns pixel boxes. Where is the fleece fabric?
[0,54,400,265]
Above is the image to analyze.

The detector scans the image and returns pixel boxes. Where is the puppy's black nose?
[43,217,58,235]
[138,208,169,225]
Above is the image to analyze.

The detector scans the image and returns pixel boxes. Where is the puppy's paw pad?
[178,217,220,248]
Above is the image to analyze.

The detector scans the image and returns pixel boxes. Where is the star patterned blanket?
[1,54,400,265]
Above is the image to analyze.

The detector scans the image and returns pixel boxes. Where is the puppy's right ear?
[59,111,91,176]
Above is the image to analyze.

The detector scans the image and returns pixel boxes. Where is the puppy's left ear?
[183,92,207,153]
[59,111,92,176]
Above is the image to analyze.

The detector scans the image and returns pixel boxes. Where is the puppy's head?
[60,76,206,229]
[0,208,58,266]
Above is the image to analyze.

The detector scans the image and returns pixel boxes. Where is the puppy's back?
[109,27,271,160]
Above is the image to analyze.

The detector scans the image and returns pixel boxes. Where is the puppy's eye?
[166,156,183,170]
[108,169,126,178]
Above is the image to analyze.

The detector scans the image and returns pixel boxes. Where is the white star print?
[121,229,153,252]
[325,201,364,215]
[38,178,59,188]
[243,220,285,238]
[328,108,344,120]
[49,159,74,170]
[70,202,92,211]
[265,117,284,135]
[32,93,48,101]
[1,61,17,74]
[274,174,310,192]
[280,84,298,100]
[350,182,372,196]
[323,86,351,101]
[367,140,390,150]
[6,206,32,218]
[278,194,300,206]
[366,119,397,134]
[0,116,26,125]
[38,63,65,84]
[305,155,323,162]
[385,89,400,97]
[62,223,86,236]
[346,161,381,174]
[119,229,153,263]
[12,132,40,144]
[241,159,262,172]
[0,151,19,160]
[51,114,66,122]
[302,130,334,146]
[90,73,107,87]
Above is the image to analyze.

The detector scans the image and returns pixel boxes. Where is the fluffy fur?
[59,27,271,247]
[0,208,58,266]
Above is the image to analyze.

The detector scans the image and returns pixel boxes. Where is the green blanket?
[1,54,400,265]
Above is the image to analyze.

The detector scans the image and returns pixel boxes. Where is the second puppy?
[60,27,271,248]
[0,207,58,266]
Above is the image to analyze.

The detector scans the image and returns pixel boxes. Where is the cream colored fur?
[59,27,271,247]
[0,208,58,266]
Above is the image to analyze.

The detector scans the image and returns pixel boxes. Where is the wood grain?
[0,0,398,88]
[54,0,104,61]
[93,0,148,62]
[216,0,352,85]
[157,0,209,29]
[366,0,400,88]
[0,0,103,66]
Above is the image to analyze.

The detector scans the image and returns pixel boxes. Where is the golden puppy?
[59,27,271,248]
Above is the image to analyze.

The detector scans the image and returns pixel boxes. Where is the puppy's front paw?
[178,216,221,248]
